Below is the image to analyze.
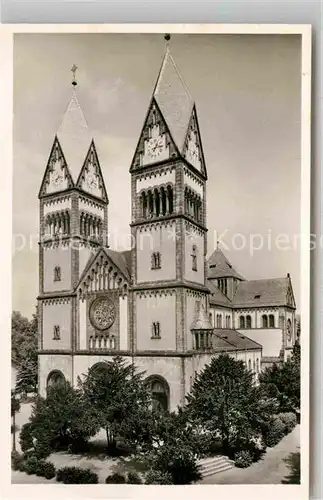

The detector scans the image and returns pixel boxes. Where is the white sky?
[12,33,301,318]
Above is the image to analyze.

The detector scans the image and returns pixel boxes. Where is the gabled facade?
[38,46,296,411]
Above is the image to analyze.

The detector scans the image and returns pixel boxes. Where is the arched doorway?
[46,370,66,394]
[145,375,170,412]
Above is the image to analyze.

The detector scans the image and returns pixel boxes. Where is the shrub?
[19,423,34,453]
[105,472,126,484]
[11,451,25,472]
[23,455,40,475]
[56,466,98,484]
[152,444,202,484]
[234,450,253,468]
[35,460,56,480]
[145,470,173,485]
[279,412,297,433]
[127,471,142,484]
[263,415,286,447]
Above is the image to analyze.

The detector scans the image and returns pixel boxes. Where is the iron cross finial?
[71,64,78,86]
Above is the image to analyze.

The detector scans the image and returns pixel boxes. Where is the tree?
[11,390,21,451]
[24,382,97,457]
[146,408,203,484]
[185,354,276,452]
[12,309,38,396]
[259,345,300,412]
[12,310,37,365]
[78,356,152,453]
[15,349,38,395]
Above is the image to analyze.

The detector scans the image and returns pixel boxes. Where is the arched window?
[46,370,66,394]
[239,316,245,329]
[89,362,110,375]
[262,315,268,328]
[248,359,252,371]
[54,266,61,282]
[218,315,222,328]
[191,245,197,271]
[256,358,259,373]
[269,314,275,328]
[209,312,213,326]
[286,319,292,340]
[53,325,60,340]
[246,315,252,328]
[167,185,174,214]
[151,251,161,269]
[145,376,169,412]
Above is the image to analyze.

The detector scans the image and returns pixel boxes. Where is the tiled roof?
[233,278,291,308]
[213,329,262,350]
[57,90,92,182]
[103,248,131,281]
[207,280,233,307]
[207,248,245,280]
[154,47,194,152]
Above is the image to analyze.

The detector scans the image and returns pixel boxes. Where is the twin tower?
[37,44,212,411]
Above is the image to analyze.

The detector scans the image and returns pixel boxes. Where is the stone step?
[198,455,234,477]
[201,464,233,477]
[198,456,234,467]
[200,462,234,477]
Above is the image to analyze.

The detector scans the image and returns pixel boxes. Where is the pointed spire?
[57,75,92,182]
[153,36,194,152]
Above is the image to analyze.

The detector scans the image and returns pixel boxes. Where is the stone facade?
[37,46,297,411]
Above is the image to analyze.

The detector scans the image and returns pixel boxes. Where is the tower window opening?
[54,266,61,282]
[191,245,197,271]
[53,325,60,340]
[152,321,161,339]
[151,251,161,270]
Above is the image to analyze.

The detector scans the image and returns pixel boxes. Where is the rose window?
[90,296,116,330]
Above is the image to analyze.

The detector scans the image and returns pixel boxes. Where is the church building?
[37,42,297,412]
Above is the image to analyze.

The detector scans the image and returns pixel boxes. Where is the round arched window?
[46,370,66,393]
[146,376,169,412]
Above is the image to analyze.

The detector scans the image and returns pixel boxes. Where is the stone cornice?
[131,281,210,294]
[130,213,207,232]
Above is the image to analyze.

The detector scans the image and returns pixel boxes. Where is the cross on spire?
[71,64,78,86]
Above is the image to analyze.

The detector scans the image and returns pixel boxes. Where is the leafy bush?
[263,415,286,447]
[234,450,253,468]
[19,423,34,453]
[23,455,40,475]
[56,466,98,484]
[152,443,202,484]
[127,471,142,484]
[145,470,173,485]
[11,451,25,472]
[35,460,56,479]
[25,384,98,460]
[279,412,297,433]
[105,473,126,484]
